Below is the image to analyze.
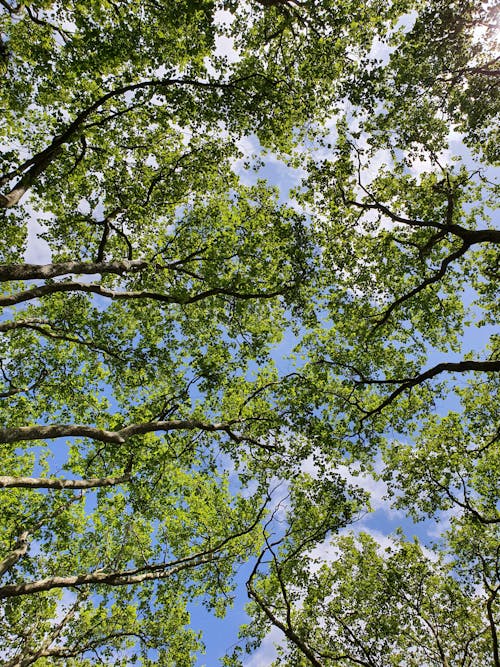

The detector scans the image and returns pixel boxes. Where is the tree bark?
[0,279,287,308]
[0,76,248,208]
[0,531,30,577]
[0,259,147,281]
[363,359,500,419]
[0,418,246,445]
[0,554,214,598]
[0,474,131,489]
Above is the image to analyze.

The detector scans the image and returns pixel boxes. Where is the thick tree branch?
[0,473,131,490]
[0,531,30,578]
[362,360,500,420]
[0,258,147,281]
[0,496,268,598]
[4,597,82,667]
[0,495,83,578]
[0,279,289,308]
[0,417,261,447]
[346,195,500,245]
[0,553,216,598]
[0,146,61,208]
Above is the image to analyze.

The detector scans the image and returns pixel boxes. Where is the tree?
[0,0,498,664]
[238,531,495,667]
[232,1,500,663]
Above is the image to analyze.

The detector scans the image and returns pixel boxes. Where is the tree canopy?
[0,0,498,665]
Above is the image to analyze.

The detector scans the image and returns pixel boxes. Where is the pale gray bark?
[0,474,131,489]
[0,554,214,598]
[0,259,147,281]
[4,598,81,667]
[0,495,83,579]
[0,280,285,308]
[0,531,30,577]
[0,418,252,446]
[0,493,268,600]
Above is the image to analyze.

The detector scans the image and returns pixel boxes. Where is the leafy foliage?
[0,0,498,665]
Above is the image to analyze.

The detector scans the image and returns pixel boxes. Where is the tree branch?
[0,258,147,281]
[361,360,500,420]
[0,531,30,578]
[0,553,216,598]
[0,473,131,490]
[426,470,500,525]
[4,596,83,667]
[370,241,470,334]
[246,571,325,667]
[0,319,126,362]
[0,74,270,208]
[0,362,47,399]
[0,279,289,308]
[0,494,83,578]
[345,193,500,245]
[0,417,262,446]
[0,496,268,598]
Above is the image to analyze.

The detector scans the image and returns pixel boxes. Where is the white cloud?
[407,147,452,176]
[350,526,396,553]
[214,35,240,64]
[425,507,460,540]
[300,454,398,518]
[243,626,281,667]
[24,215,52,264]
[204,9,240,72]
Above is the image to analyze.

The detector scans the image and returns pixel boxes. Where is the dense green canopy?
[0,0,498,665]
